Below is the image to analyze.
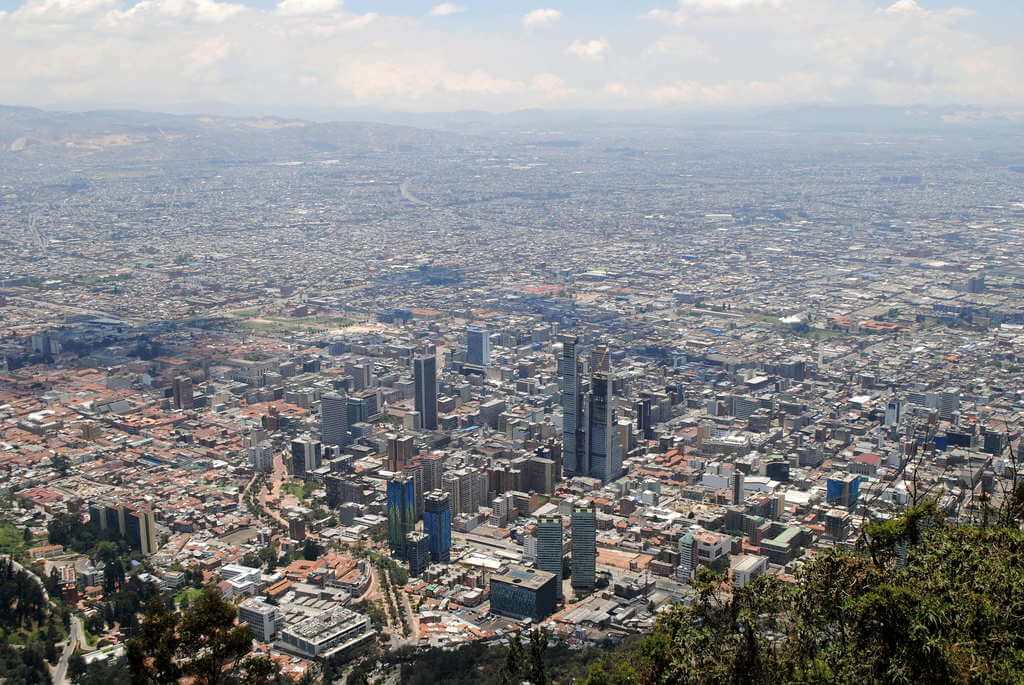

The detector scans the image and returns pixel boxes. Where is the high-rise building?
[466,325,491,368]
[405,531,431,577]
[826,472,861,510]
[535,516,564,599]
[288,517,306,541]
[570,506,597,594]
[124,506,159,556]
[403,461,425,519]
[414,355,438,430]
[387,433,415,471]
[290,436,322,478]
[245,428,273,473]
[386,475,417,558]
[635,396,655,441]
[590,345,610,373]
[90,502,158,555]
[172,375,194,410]
[884,399,902,428]
[558,334,585,477]
[320,393,350,447]
[423,490,452,563]
[587,371,621,483]
[678,527,697,581]
[416,452,445,493]
[730,471,746,505]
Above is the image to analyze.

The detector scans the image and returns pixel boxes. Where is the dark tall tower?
[635,395,654,441]
[570,506,597,594]
[172,376,194,410]
[320,393,349,447]
[588,371,620,482]
[424,490,452,563]
[414,354,438,430]
[466,325,491,367]
[558,334,585,476]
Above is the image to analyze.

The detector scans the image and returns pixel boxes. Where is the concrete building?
[489,565,557,622]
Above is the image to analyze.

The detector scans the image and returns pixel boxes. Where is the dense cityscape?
[0,103,1023,683]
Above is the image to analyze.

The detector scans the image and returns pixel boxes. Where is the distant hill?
[0,104,463,162]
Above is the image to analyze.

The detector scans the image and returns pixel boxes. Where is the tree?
[176,589,254,685]
[128,588,270,685]
[498,633,524,685]
[575,502,1024,685]
[235,655,285,685]
[528,629,550,685]
[51,453,71,477]
[302,538,320,561]
[68,653,88,679]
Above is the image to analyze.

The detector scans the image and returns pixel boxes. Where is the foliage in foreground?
[577,503,1024,685]
[127,587,287,685]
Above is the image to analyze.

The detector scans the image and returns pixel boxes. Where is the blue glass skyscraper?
[387,474,416,559]
[423,490,452,563]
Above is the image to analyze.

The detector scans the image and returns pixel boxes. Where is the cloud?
[647,35,717,63]
[276,0,338,16]
[0,0,1020,112]
[567,38,609,61]
[108,0,245,25]
[429,3,464,17]
[646,0,785,25]
[523,8,561,29]
[531,73,573,99]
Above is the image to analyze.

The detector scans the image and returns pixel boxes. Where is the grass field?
[0,522,27,559]
[174,587,204,607]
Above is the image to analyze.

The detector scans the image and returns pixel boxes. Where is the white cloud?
[567,38,609,61]
[647,35,717,63]
[429,3,464,17]
[523,8,561,29]
[111,0,245,25]
[646,0,785,25]
[531,72,573,99]
[13,0,119,21]
[276,0,338,16]
[0,0,1020,112]
[604,81,628,96]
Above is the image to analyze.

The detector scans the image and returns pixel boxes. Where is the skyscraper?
[558,334,585,477]
[535,516,564,599]
[387,433,414,471]
[635,395,655,441]
[123,506,158,556]
[386,474,417,558]
[414,354,438,430]
[730,471,746,505]
[290,436,322,478]
[320,393,350,447]
[172,375,194,410]
[416,452,445,493]
[570,506,597,594]
[466,325,491,367]
[405,531,431,577]
[423,490,452,563]
[587,371,621,483]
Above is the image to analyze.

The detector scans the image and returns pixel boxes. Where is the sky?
[0,0,1021,113]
